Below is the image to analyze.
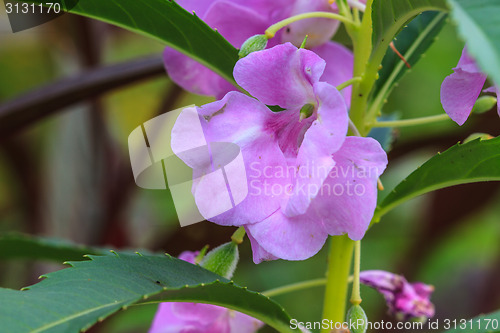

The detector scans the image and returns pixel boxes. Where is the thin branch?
[0,55,165,141]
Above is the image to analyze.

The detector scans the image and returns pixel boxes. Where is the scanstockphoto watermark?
[290,318,426,332]
[248,161,381,198]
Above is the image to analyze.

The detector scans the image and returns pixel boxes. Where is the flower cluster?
[360,270,435,321]
[171,43,387,263]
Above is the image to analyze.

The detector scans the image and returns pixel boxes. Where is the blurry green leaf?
[21,0,238,85]
[375,136,500,220]
[370,0,448,64]
[444,310,500,332]
[372,11,447,108]
[0,234,100,262]
[447,0,500,86]
[0,252,295,333]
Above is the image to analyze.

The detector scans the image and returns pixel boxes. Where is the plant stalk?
[321,235,355,332]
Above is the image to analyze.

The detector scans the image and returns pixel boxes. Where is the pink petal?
[246,209,328,261]
[232,0,292,21]
[174,0,216,17]
[484,86,500,117]
[283,82,348,217]
[246,228,279,264]
[440,48,487,125]
[163,1,270,98]
[171,92,289,226]
[311,136,387,240]
[172,303,227,324]
[280,0,340,48]
[229,311,265,333]
[312,42,354,106]
[203,1,269,47]
[178,251,199,264]
[234,43,325,108]
[440,70,487,125]
[163,49,235,98]
[149,303,187,333]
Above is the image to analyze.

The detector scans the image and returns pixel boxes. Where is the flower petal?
[234,43,325,108]
[229,311,265,333]
[174,0,216,17]
[312,136,387,240]
[163,1,270,98]
[171,92,289,226]
[280,0,340,48]
[440,48,487,125]
[312,42,354,106]
[164,49,235,98]
[484,85,500,117]
[246,228,279,264]
[283,82,348,216]
[203,1,269,46]
[149,303,187,333]
[246,209,328,261]
[440,69,486,125]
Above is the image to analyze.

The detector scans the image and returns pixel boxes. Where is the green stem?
[346,0,375,135]
[262,276,354,298]
[350,241,362,305]
[265,12,355,38]
[321,235,355,332]
[263,278,327,297]
[336,76,362,91]
[370,114,451,128]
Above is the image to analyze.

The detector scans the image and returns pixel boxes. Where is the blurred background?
[0,8,499,333]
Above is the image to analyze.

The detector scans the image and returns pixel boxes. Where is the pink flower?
[360,270,435,321]
[149,251,263,333]
[164,0,353,100]
[440,47,499,125]
[171,44,387,263]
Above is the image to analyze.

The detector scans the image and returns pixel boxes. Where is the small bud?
[239,34,268,58]
[346,305,368,333]
[299,103,315,121]
[463,132,494,143]
[199,242,239,279]
[472,95,497,114]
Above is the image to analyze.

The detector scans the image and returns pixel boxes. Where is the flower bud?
[239,34,268,58]
[199,242,239,279]
[347,305,368,333]
[463,132,494,144]
[472,95,497,114]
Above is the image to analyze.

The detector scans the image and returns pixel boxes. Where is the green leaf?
[447,0,500,86]
[0,252,295,333]
[444,310,500,332]
[370,0,448,65]
[371,12,447,109]
[0,233,101,262]
[21,0,239,85]
[375,136,500,220]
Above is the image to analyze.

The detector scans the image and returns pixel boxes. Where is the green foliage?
[370,0,448,65]
[372,11,447,109]
[375,136,500,220]
[20,0,239,85]
[447,0,500,86]
[0,252,295,333]
[444,310,500,332]
[0,234,100,262]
